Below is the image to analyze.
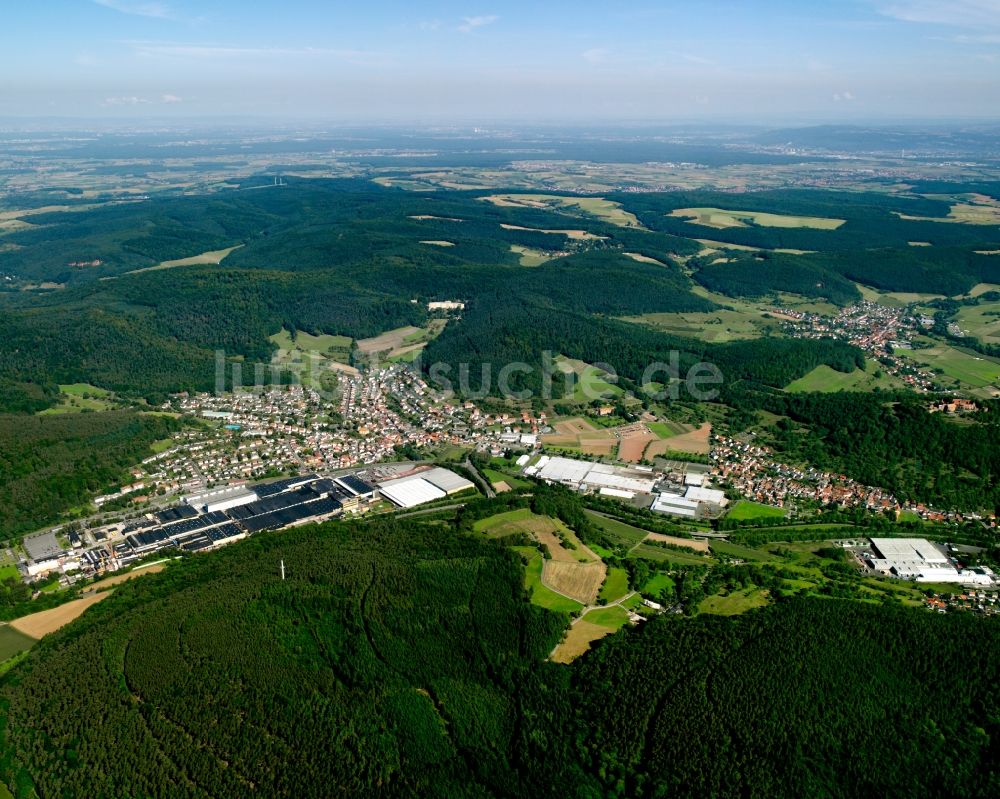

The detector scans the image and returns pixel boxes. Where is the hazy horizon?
[4,0,1000,122]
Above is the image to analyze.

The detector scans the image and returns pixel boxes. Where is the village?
[776,300,939,391]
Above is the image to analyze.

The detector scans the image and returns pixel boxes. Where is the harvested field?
[408,215,463,221]
[644,533,711,552]
[82,562,165,593]
[499,223,606,241]
[617,430,656,462]
[10,593,110,639]
[551,619,616,663]
[671,207,844,230]
[357,326,424,355]
[543,561,607,604]
[419,240,455,247]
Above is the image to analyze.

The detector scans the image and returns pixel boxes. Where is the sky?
[2,0,999,122]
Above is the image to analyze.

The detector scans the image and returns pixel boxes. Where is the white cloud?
[102,96,152,106]
[875,1,1000,27]
[833,90,856,101]
[93,0,173,19]
[458,15,498,33]
[161,93,182,103]
[419,20,443,31]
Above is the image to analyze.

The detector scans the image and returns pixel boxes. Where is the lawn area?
[581,605,630,630]
[642,572,675,597]
[726,500,786,521]
[599,567,630,603]
[0,565,20,581]
[585,512,650,549]
[149,437,175,454]
[699,588,770,616]
[522,553,584,614]
[0,625,36,661]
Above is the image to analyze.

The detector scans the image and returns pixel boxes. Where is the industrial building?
[650,493,700,518]
[530,456,658,497]
[185,486,259,514]
[866,538,995,585]
[376,467,474,509]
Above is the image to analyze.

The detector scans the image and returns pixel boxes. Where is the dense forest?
[0,411,182,537]
[1,178,996,413]
[1,516,997,797]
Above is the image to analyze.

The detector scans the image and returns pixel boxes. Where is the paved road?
[464,458,495,498]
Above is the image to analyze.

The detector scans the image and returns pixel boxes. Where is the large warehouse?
[532,456,658,496]
[376,467,474,509]
[865,538,991,584]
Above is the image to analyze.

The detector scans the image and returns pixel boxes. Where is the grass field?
[699,588,769,616]
[586,512,650,550]
[669,207,845,230]
[627,308,783,343]
[520,551,585,614]
[630,543,716,566]
[125,244,243,275]
[510,244,556,266]
[481,468,530,490]
[899,337,1000,391]
[38,383,118,415]
[0,626,36,661]
[484,194,643,228]
[642,572,675,597]
[726,501,787,522]
[550,605,630,664]
[269,327,356,375]
[955,301,1000,345]
[709,540,783,562]
[598,567,630,603]
[499,223,606,241]
[555,356,624,403]
[784,361,905,393]
[419,240,455,247]
[473,507,535,534]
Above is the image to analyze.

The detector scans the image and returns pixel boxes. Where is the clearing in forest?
[669,207,845,230]
[484,195,643,228]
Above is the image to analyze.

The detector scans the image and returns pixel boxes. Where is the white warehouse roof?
[378,477,447,509]
[420,467,475,495]
[650,494,700,518]
[870,538,948,564]
[536,456,593,484]
[685,486,727,505]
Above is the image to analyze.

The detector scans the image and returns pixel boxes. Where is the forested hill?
[1,516,998,798]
